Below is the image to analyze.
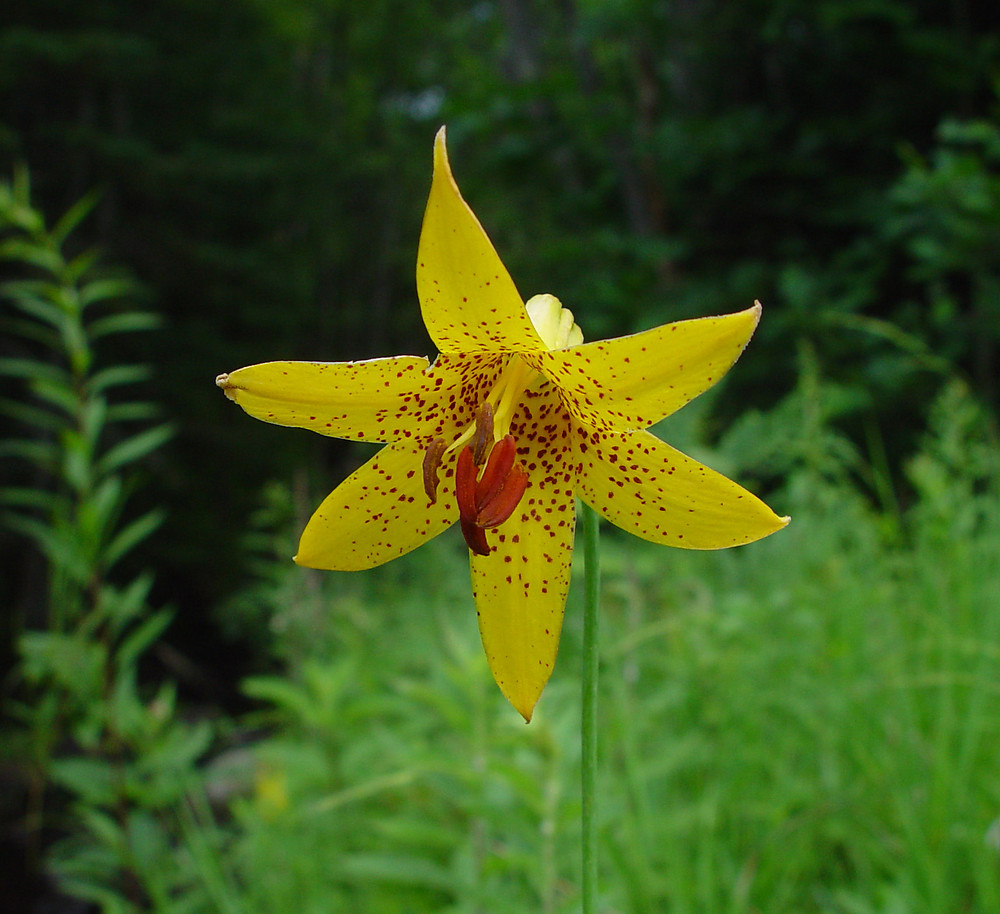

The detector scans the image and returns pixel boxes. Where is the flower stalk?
[580,501,601,913]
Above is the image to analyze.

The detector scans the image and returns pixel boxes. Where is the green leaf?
[115,608,173,674]
[79,278,141,310]
[104,508,167,570]
[0,395,64,432]
[143,719,214,781]
[27,377,79,417]
[78,810,130,858]
[19,631,106,698]
[337,853,453,891]
[0,486,66,514]
[90,364,153,394]
[242,675,317,724]
[50,189,100,247]
[0,357,71,386]
[2,510,58,552]
[0,314,60,348]
[49,757,118,806]
[88,310,160,340]
[80,476,124,543]
[62,248,101,286]
[0,283,66,327]
[105,401,161,423]
[0,237,62,273]
[105,573,156,631]
[96,423,174,477]
[0,437,58,469]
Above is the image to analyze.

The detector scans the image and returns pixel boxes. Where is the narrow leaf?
[96,424,173,476]
[0,357,71,385]
[90,364,152,393]
[0,438,58,468]
[115,608,173,673]
[87,311,160,339]
[0,487,66,513]
[79,278,140,309]
[50,189,100,247]
[0,396,63,432]
[105,402,161,423]
[104,508,167,569]
[0,238,62,273]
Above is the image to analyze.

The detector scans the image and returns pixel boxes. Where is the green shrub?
[0,171,226,912]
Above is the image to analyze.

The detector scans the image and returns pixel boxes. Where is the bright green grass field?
[214,417,1000,914]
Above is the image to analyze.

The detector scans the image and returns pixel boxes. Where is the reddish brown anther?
[471,401,494,465]
[455,435,529,555]
[474,434,516,507]
[456,445,479,525]
[421,438,447,503]
[477,462,528,528]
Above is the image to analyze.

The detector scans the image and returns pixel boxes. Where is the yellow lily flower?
[217,127,788,721]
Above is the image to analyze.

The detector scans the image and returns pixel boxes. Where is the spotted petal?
[470,386,577,721]
[217,357,430,443]
[525,304,761,432]
[417,128,545,354]
[576,427,788,549]
[295,439,459,571]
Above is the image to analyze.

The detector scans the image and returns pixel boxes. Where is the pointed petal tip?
[215,372,239,401]
[433,126,451,175]
[513,698,535,723]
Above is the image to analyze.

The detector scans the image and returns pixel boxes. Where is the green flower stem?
[580,501,601,913]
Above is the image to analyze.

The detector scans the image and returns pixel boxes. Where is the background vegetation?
[2,0,1000,911]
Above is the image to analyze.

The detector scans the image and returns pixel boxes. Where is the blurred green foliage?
[3,0,1000,910]
[0,173,220,911]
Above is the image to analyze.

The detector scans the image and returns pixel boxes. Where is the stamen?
[454,437,529,556]
[477,463,528,529]
[421,438,447,503]
[471,402,494,465]
[455,446,478,523]
[474,435,516,509]
[456,446,490,555]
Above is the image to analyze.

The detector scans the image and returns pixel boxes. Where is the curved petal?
[295,439,459,571]
[576,426,788,549]
[217,357,430,443]
[416,127,545,354]
[524,304,761,432]
[470,387,577,721]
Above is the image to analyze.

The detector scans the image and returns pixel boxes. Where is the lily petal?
[525,304,761,432]
[417,127,545,354]
[471,387,577,721]
[576,427,788,549]
[217,357,430,443]
[295,439,459,571]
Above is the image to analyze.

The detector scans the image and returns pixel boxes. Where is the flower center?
[421,294,583,555]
